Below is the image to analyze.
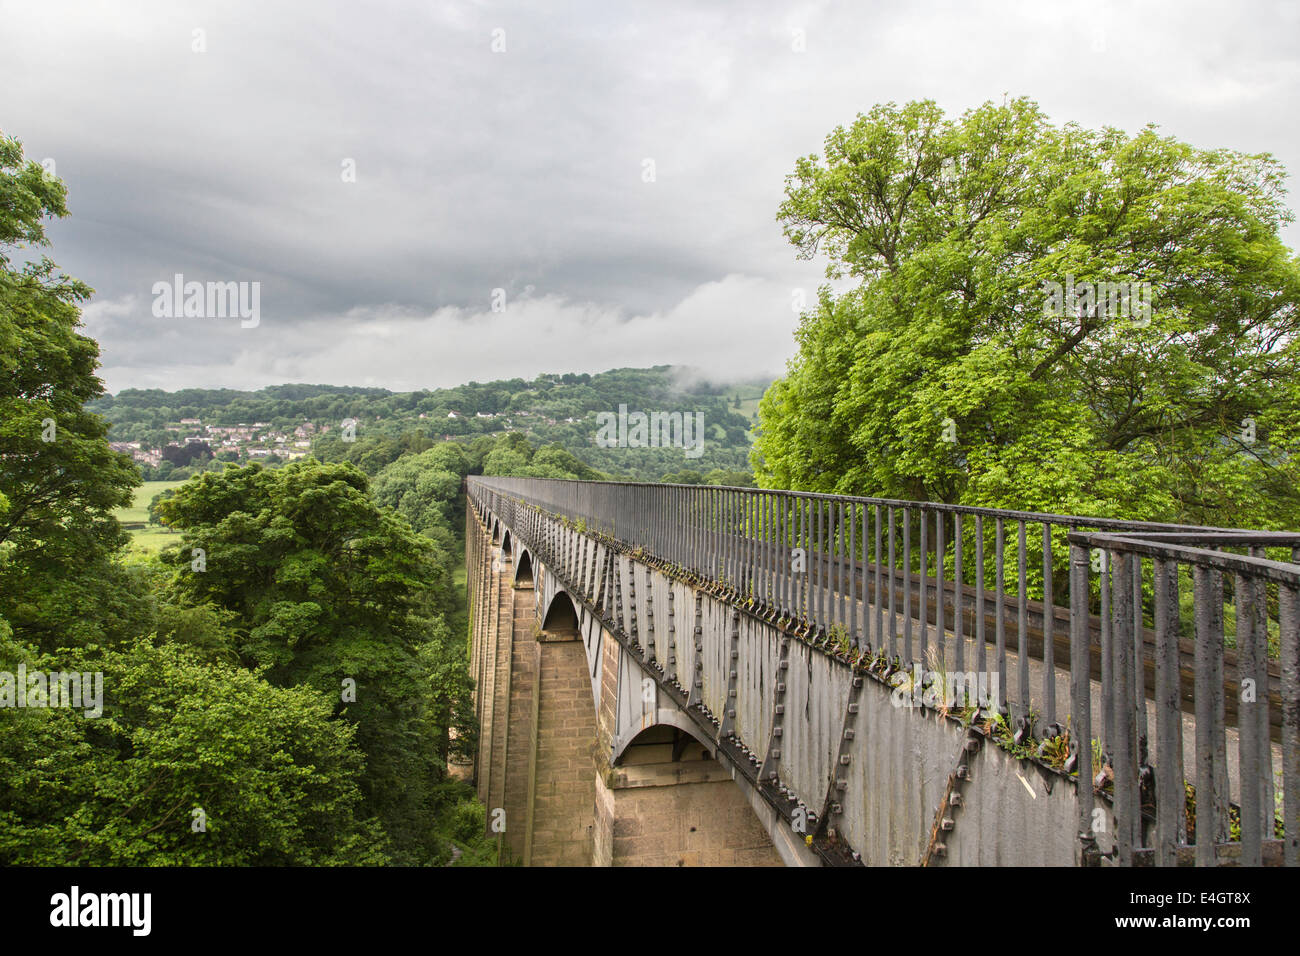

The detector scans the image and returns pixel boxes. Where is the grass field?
[724,382,768,426]
[115,480,186,552]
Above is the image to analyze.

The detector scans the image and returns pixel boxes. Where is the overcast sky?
[3,0,1298,394]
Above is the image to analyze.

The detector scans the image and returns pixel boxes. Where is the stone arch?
[598,713,784,867]
[541,590,580,637]
[514,548,534,587]
[612,717,714,767]
[501,528,512,555]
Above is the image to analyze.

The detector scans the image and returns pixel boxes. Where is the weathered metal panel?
[582,609,603,711]
[664,578,691,687]
[698,599,729,730]
[647,566,668,666]
[780,641,851,813]
[735,615,780,766]
[617,641,655,743]
[629,562,646,651]
[677,584,699,698]
[942,745,1080,866]
[839,685,963,864]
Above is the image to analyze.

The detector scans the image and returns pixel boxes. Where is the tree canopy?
[154,460,473,862]
[0,632,388,866]
[754,98,1300,529]
[0,132,141,649]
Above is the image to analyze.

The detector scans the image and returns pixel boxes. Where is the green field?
[115,480,186,552]
[724,382,768,426]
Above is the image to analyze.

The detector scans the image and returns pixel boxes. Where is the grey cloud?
[2,0,1297,391]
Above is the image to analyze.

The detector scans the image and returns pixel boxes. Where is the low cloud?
[86,273,808,392]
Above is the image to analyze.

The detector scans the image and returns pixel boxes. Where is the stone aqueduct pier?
[466,499,784,866]
[466,476,1299,867]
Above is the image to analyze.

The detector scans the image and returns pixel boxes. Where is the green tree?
[0,628,390,866]
[372,447,465,537]
[147,487,176,526]
[756,98,1300,529]
[0,133,141,650]
[155,460,471,863]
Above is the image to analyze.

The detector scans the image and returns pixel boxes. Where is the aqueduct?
[466,476,1300,867]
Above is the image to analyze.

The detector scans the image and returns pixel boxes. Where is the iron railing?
[467,475,1300,865]
[1069,531,1300,866]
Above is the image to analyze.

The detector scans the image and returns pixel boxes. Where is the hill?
[87,366,772,483]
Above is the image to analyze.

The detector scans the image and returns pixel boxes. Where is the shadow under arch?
[603,715,784,866]
[501,528,512,555]
[610,714,715,766]
[541,590,580,636]
[514,549,534,587]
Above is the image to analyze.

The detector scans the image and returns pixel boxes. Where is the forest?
[88,368,768,484]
